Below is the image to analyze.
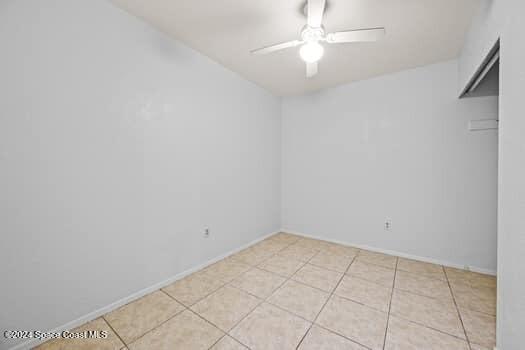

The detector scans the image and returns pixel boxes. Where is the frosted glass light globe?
[300,41,324,63]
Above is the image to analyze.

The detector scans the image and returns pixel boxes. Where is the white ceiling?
[111,0,481,96]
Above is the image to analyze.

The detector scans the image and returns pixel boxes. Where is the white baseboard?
[281,229,497,276]
[9,230,280,350]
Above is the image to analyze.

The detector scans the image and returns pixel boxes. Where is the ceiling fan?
[251,0,385,78]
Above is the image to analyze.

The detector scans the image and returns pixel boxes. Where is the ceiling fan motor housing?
[301,25,325,42]
[250,0,385,78]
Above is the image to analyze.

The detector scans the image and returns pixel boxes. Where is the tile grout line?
[139,236,491,350]
[88,235,492,350]
[295,253,372,350]
[257,254,314,279]
[318,252,373,349]
[454,307,497,318]
[122,291,191,348]
[227,246,332,316]
[443,267,473,350]
[331,292,389,314]
[229,278,373,350]
[232,277,373,350]
[234,236,306,285]
[251,294,372,350]
[162,277,228,309]
[290,272,344,294]
[382,257,399,350]
[101,316,129,349]
[382,313,474,343]
[298,260,352,275]
[158,261,274,350]
[210,236,317,350]
[161,238,337,350]
[85,290,186,350]
[235,253,356,296]
[441,276,497,317]
[221,239,329,350]
[390,261,495,343]
[92,235,344,349]
[103,289,189,348]
[76,237,294,349]
[387,266,479,343]
[354,251,399,271]
[63,234,481,350]
[159,289,232,350]
[161,263,327,349]
[157,240,294,317]
[203,237,302,350]
[310,324,372,350]
[39,234,494,350]
[201,235,306,350]
[188,306,254,350]
[393,284,453,301]
[396,266,450,282]
[294,264,347,349]
[391,283,496,319]
[162,285,256,350]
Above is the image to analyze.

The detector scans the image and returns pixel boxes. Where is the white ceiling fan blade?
[326,27,385,44]
[307,0,326,28]
[306,62,318,78]
[251,40,302,55]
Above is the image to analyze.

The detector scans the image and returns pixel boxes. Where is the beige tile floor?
[35,233,497,350]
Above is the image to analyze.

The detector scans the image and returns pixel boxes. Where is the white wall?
[2,0,520,348]
[497,3,525,345]
[458,0,502,95]
[0,1,281,349]
[460,0,525,348]
[282,60,498,273]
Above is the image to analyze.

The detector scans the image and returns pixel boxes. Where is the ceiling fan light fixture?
[250,0,385,78]
[300,41,324,63]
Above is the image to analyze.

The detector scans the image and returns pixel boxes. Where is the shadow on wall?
[463,60,499,98]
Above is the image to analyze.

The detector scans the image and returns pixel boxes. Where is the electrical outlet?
[384,220,391,231]
[204,228,210,238]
